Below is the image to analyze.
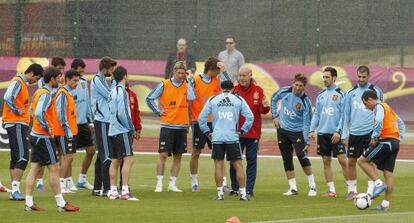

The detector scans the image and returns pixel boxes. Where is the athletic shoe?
[102,191,108,197]
[61,188,75,194]
[10,191,25,201]
[108,192,120,200]
[168,185,183,192]
[36,183,46,192]
[215,194,224,201]
[229,190,239,197]
[0,186,10,192]
[321,191,337,198]
[246,191,254,200]
[240,194,250,201]
[283,189,298,196]
[346,191,356,201]
[120,193,139,201]
[308,188,317,197]
[76,181,94,190]
[68,186,78,192]
[371,204,389,211]
[57,203,80,212]
[191,184,199,192]
[154,183,162,192]
[372,184,388,199]
[24,204,45,212]
[92,190,102,196]
[223,185,231,193]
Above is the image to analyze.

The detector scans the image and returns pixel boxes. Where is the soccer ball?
[354,193,372,209]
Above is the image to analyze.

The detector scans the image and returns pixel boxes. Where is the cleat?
[120,193,139,201]
[57,202,80,212]
[223,185,231,193]
[24,204,45,211]
[240,195,250,201]
[168,185,183,192]
[215,194,224,201]
[308,188,317,197]
[102,191,108,197]
[346,191,357,201]
[10,191,25,201]
[229,190,239,197]
[108,191,120,200]
[0,186,11,193]
[68,186,78,192]
[36,184,46,193]
[321,191,337,198]
[371,204,389,211]
[246,191,255,199]
[61,188,75,194]
[283,189,298,196]
[372,184,388,199]
[191,184,199,192]
[154,183,163,192]
[91,190,102,196]
[76,181,94,190]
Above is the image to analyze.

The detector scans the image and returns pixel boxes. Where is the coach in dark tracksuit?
[229,66,270,198]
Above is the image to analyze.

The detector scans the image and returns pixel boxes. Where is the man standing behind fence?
[218,36,245,84]
[165,38,196,79]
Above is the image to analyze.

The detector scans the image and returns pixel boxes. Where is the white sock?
[110,186,118,194]
[66,177,75,188]
[217,187,223,196]
[25,195,34,207]
[327,181,336,193]
[11,181,20,193]
[239,187,247,197]
[169,176,177,187]
[307,175,316,189]
[288,178,297,191]
[156,175,163,184]
[222,176,228,187]
[78,174,87,183]
[348,180,357,193]
[191,174,198,186]
[36,178,43,186]
[121,185,129,195]
[54,194,66,207]
[367,180,375,195]
[374,179,383,187]
[60,178,66,189]
[381,200,390,207]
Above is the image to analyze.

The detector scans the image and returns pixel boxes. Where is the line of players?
[1,56,405,211]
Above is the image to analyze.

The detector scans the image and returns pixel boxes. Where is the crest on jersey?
[295,102,302,110]
[253,91,259,99]
[332,95,338,101]
[81,82,86,89]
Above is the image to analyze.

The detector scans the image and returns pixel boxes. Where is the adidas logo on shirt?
[217,97,234,107]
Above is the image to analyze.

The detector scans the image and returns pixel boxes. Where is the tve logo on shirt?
[284,107,297,119]
[322,106,334,116]
[352,101,368,111]
[218,111,234,120]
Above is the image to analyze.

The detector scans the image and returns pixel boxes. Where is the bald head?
[177,38,187,52]
[238,65,252,87]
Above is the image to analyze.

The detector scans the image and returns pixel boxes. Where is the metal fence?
[1,0,414,66]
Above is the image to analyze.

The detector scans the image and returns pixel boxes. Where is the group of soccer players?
[1,55,405,211]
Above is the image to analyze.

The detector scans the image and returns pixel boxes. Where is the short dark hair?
[221,80,234,91]
[113,66,127,83]
[99,56,117,71]
[323,67,337,78]
[294,73,307,86]
[225,35,236,42]
[71,58,86,69]
[43,67,61,83]
[51,57,66,67]
[65,69,80,81]
[25,63,44,77]
[204,57,220,74]
[357,65,370,75]
[361,90,378,101]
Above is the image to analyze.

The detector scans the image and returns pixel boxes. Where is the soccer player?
[271,73,317,196]
[24,67,79,212]
[310,67,347,198]
[36,57,66,192]
[91,57,117,196]
[342,65,384,200]
[3,63,43,200]
[54,70,81,193]
[229,66,270,198]
[107,66,138,201]
[71,59,95,190]
[198,80,253,201]
[189,57,230,192]
[146,61,195,193]
[358,90,405,211]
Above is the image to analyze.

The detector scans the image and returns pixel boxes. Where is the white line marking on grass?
[0,149,413,162]
[250,211,414,223]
